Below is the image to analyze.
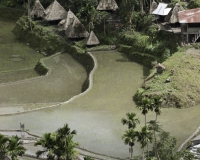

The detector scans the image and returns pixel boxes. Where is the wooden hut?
[97,0,119,11]
[58,9,89,38]
[179,8,200,43]
[30,0,45,18]
[43,0,67,21]
[86,31,100,46]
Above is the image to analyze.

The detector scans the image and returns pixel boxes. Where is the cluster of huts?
[150,0,200,43]
[30,0,119,46]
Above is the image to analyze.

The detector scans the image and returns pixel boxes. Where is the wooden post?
[187,23,188,43]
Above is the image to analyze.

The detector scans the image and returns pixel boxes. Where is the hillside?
[135,47,200,108]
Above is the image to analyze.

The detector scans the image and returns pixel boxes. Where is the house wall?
[181,23,200,34]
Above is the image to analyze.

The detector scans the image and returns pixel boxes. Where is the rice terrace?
[1,0,200,160]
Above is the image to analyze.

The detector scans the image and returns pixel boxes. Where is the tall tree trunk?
[140,0,144,12]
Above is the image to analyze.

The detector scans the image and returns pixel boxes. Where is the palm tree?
[152,96,162,121]
[0,134,9,159]
[35,132,56,159]
[138,97,153,126]
[137,126,153,160]
[147,120,162,160]
[121,112,140,129]
[122,129,137,159]
[6,135,26,160]
[35,123,79,160]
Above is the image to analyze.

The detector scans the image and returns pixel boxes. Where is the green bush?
[187,0,200,9]
[34,60,48,75]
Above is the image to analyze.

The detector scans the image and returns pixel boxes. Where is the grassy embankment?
[135,46,200,108]
[0,17,44,83]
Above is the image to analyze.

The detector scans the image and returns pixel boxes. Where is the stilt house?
[97,0,118,11]
[43,0,67,21]
[86,31,100,46]
[58,10,89,38]
[178,8,200,43]
[30,0,45,18]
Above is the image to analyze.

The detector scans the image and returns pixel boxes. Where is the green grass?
[141,47,200,107]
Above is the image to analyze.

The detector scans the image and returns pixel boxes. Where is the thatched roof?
[43,0,67,21]
[86,31,100,45]
[59,10,89,38]
[30,0,45,18]
[169,3,184,23]
[97,0,119,11]
[150,0,158,13]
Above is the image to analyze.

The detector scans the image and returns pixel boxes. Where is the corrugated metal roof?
[178,8,200,23]
[152,3,171,16]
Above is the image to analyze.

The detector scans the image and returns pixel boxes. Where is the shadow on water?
[115,53,132,62]
[116,53,151,79]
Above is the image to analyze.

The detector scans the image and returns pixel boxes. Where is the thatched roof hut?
[58,10,89,38]
[43,0,67,21]
[150,0,158,14]
[86,31,100,46]
[97,0,119,11]
[30,0,45,18]
[169,3,184,23]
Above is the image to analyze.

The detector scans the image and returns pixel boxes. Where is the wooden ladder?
[193,30,200,42]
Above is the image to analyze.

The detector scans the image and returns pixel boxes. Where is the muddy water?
[0,50,149,158]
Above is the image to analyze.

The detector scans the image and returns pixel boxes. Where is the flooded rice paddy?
[1,18,200,159]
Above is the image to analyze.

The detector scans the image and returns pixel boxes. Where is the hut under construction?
[86,31,100,46]
[58,10,89,38]
[97,0,119,11]
[30,0,45,18]
[43,0,67,21]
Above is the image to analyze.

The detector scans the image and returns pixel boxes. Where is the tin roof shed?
[152,2,171,16]
[178,8,200,23]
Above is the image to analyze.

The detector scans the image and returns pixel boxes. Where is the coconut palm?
[147,120,162,160]
[122,129,137,159]
[137,126,153,160]
[6,135,26,160]
[0,134,9,159]
[121,112,140,129]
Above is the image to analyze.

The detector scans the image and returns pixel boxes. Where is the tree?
[147,120,162,160]
[156,131,177,160]
[137,126,153,160]
[0,134,9,159]
[122,129,137,159]
[174,149,195,160]
[35,123,79,160]
[6,135,26,160]
[138,97,153,126]
[121,112,140,129]
[152,96,162,121]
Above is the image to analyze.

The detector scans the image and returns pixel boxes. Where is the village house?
[178,8,200,43]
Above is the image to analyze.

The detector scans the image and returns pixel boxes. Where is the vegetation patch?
[134,47,200,108]
[13,16,64,56]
